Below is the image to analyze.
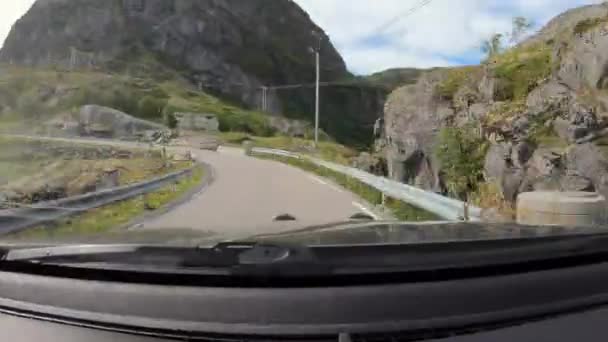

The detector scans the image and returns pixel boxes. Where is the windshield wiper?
[0,242,333,276]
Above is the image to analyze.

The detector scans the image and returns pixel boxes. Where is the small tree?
[511,16,534,44]
[481,33,504,59]
[435,125,488,199]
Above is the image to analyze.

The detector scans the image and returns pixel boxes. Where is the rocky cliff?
[1,0,383,145]
[381,2,608,210]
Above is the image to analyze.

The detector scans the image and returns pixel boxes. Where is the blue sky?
[294,0,605,74]
[0,1,604,75]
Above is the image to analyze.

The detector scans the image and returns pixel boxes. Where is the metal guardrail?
[252,148,482,222]
[0,165,201,235]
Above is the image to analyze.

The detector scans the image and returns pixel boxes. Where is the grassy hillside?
[0,65,276,137]
[363,68,423,91]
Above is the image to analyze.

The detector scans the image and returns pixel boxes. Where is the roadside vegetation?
[5,167,204,241]
[0,65,276,137]
[253,153,438,222]
[435,125,489,200]
[220,132,358,165]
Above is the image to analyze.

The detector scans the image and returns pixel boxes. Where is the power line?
[368,0,434,37]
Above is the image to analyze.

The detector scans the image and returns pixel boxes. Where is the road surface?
[5,135,383,237]
[142,146,381,237]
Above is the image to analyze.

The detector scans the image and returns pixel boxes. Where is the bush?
[16,91,44,118]
[435,125,489,199]
[217,110,275,137]
[492,44,553,101]
[435,66,481,102]
[165,112,178,129]
[137,96,167,119]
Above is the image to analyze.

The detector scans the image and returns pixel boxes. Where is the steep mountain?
[379,2,608,212]
[0,0,383,146]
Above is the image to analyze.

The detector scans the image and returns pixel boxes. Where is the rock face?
[381,2,608,205]
[383,70,450,192]
[0,0,386,146]
[568,144,608,199]
[1,0,346,108]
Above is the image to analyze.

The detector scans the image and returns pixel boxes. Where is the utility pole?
[314,49,320,147]
[260,86,268,112]
[311,32,324,148]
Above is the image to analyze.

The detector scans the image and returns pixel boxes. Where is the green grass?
[435,66,481,101]
[6,167,204,240]
[220,132,358,165]
[491,43,554,101]
[253,153,438,222]
[0,65,276,137]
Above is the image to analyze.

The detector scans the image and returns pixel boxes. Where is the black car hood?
[2,221,602,247]
[251,221,607,246]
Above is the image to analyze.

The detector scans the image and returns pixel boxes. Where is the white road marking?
[308,175,329,186]
[352,202,379,220]
[308,175,345,193]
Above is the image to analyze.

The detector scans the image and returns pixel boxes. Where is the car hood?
[1,221,604,247]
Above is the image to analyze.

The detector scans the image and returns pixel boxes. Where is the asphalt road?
[4,135,382,237]
[142,146,381,237]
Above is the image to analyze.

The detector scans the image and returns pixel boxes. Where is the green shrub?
[492,45,553,101]
[435,66,481,102]
[165,112,178,129]
[137,96,167,119]
[217,110,275,137]
[435,125,489,199]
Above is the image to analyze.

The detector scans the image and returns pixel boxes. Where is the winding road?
[4,135,383,237]
[142,145,381,237]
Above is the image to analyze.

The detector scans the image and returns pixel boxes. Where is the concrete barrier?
[517,192,607,227]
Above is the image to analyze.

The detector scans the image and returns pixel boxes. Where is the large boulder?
[528,149,564,176]
[552,102,601,143]
[174,112,219,132]
[526,80,571,116]
[384,70,450,192]
[79,105,169,140]
[567,144,608,197]
[484,143,511,181]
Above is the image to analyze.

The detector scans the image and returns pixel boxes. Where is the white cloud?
[294,0,605,74]
[0,0,605,74]
[0,0,36,47]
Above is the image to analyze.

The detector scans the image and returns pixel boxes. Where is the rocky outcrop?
[175,113,219,132]
[568,143,608,199]
[382,3,608,206]
[383,70,451,192]
[79,105,169,140]
[267,117,310,138]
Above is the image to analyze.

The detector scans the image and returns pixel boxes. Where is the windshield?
[0,0,606,249]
